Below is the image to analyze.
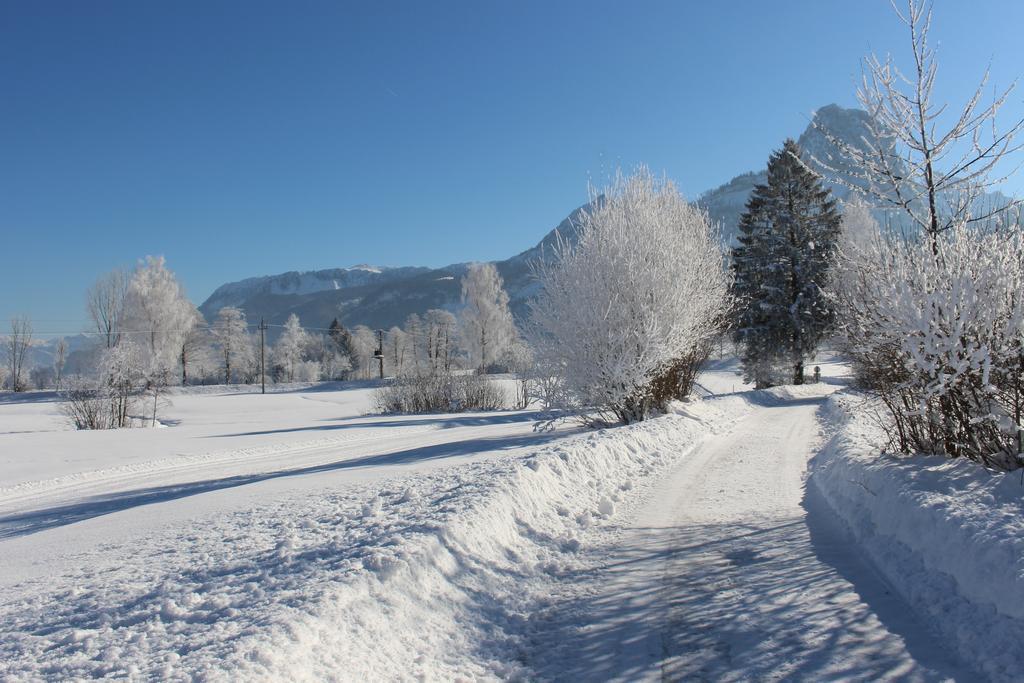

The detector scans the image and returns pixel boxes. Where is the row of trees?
[827,0,1024,471]
[50,253,526,426]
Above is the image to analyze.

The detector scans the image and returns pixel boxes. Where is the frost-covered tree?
[4,316,33,392]
[53,337,68,390]
[385,326,410,377]
[838,197,880,255]
[327,318,356,374]
[424,309,458,373]
[350,325,379,379]
[61,339,146,429]
[273,314,309,382]
[86,269,129,349]
[211,307,251,384]
[404,314,425,374]
[529,167,731,424]
[102,339,144,428]
[832,222,1024,470]
[732,139,841,387]
[814,0,1023,251]
[459,263,515,372]
[502,337,533,409]
[305,332,350,381]
[178,304,206,386]
[123,256,194,382]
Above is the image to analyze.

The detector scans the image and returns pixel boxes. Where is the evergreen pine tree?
[731,139,841,387]
[328,318,357,374]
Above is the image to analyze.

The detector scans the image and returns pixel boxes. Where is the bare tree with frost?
[832,223,1024,470]
[53,337,68,390]
[4,316,33,392]
[529,167,731,424]
[385,326,409,377]
[350,325,379,379]
[814,0,1023,251]
[211,307,251,385]
[178,304,206,386]
[424,309,458,373]
[459,263,515,372]
[123,256,194,382]
[86,269,129,349]
[273,314,310,382]
[823,0,1024,471]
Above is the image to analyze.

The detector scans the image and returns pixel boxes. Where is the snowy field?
[0,373,738,679]
[0,357,1005,680]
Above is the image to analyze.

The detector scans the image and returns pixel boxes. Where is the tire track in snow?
[531,386,971,682]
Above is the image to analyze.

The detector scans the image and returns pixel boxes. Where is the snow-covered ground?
[525,373,971,681]
[809,393,1024,682]
[0,358,1005,680]
[0,374,746,679]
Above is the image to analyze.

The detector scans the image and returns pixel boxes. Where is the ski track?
[529,388,972,682]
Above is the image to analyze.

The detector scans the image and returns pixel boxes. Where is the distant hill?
[198,103,985,335]
[196,204,592,337]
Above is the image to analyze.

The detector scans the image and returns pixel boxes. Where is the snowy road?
[0,366,982,679]
[531,386,971,682]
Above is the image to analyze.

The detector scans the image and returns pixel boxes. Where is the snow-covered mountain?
[697,103,876,243]
[195,104,903,334]
[197,204,592,335]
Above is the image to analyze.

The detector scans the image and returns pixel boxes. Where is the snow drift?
[0,395,750,680]
[808,394,1024,681]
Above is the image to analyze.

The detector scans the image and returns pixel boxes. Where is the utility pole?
[259,317,268,394]
[374,329,385,380]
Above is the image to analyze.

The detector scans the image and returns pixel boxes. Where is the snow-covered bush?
[60,375,115,430]
[529,167,731,424]
[501,338,533,409]
[373,371,507,414]
[60,341,146,429]
[832,222,1024,470]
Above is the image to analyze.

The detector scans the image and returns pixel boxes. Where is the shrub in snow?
[528,167,731,424]
[60,341,146,429]
[373,371,507,414]
[832,222,1024,470]
[501,338,533,409]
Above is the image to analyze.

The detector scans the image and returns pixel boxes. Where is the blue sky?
[3,0,1023,334]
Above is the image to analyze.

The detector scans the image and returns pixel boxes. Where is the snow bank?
[0,395,751,681]
[808,394,1024,681]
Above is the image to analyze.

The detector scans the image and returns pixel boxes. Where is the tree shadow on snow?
[212,410,544,438]
[525,507,973,681]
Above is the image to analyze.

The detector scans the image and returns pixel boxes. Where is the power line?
[22,322,366,337]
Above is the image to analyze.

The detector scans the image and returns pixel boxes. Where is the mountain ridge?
[195,104,885,335]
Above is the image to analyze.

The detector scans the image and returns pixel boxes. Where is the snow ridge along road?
[0,370,979,679]
[530,383,972,682]
[0,385,748,680]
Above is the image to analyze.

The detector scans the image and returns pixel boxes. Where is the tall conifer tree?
[732,139,841,386]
